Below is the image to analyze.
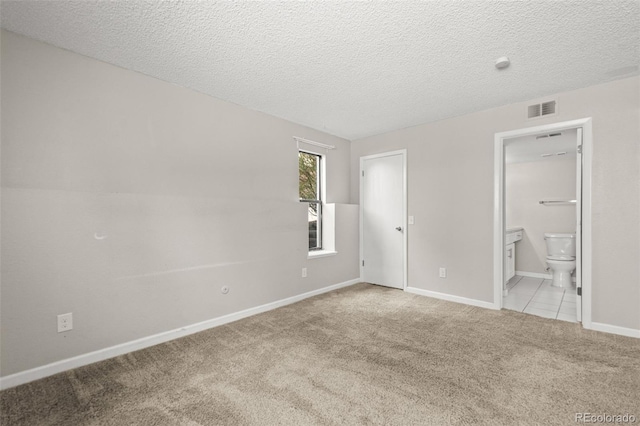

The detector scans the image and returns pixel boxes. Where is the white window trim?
[307,250,337,259]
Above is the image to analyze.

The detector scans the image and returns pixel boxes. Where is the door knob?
[395,226,402,232]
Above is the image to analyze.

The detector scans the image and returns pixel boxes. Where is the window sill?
[307,250,338,259]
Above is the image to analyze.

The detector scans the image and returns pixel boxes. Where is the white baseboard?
[405,287,496,310]
[515,271,552,280]
[516,271,577,283]
[588,322,640,339]
[0,278,361,391]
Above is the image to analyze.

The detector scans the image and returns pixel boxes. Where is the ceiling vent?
[527,100,557,119]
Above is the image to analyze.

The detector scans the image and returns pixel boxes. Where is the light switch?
[408,216,415,225]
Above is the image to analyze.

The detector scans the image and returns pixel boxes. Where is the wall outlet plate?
[302,268,307,278]
[439,268,447,278]
[57,313,73,333]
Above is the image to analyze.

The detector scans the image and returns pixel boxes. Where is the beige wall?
[2,29,639,379]
[0,31,359,376]
[351,76,640,331]
[506,157,577,274]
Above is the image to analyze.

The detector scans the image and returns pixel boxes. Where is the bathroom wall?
[1,31,359,377]
[351,75,640,332]
[505,157,577,275]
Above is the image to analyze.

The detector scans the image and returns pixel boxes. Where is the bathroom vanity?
[505,227,523,283]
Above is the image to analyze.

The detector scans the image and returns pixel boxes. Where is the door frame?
[360,149,408,290]
[493,118,592,328]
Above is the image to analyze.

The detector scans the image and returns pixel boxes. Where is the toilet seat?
[546,255,575,261]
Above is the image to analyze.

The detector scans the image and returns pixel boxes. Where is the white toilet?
[544,233,576,288]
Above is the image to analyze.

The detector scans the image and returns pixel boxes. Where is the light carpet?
[1,283,639,425]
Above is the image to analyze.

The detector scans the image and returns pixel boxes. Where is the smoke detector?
[495,57,510,70]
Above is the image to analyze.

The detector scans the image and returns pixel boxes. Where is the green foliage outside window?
[299,151,321,249]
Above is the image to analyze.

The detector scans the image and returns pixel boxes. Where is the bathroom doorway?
[493,119,592,328]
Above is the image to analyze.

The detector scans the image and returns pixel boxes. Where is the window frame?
[299,150,323,251]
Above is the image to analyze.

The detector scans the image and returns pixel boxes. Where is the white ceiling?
[505,129,577,164]
[1,1,638,140]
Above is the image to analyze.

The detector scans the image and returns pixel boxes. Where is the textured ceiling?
[1,1,639,140]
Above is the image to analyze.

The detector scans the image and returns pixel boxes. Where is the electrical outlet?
[57,313,73,333]
[439,267,447,278]
[302,267,307,278]
[221,286,229,294]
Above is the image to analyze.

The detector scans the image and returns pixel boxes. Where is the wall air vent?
[528,104,541,119]
[527,100,557,119]
[536,132,562,140]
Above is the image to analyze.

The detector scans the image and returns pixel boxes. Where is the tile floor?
[503,275,578,322]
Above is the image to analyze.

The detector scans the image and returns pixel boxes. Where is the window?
[299,151,322,250]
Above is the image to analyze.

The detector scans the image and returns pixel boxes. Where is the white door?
[361,151,405,289]
[575,128,583,322]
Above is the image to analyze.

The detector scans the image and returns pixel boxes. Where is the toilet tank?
[544,233,576,257]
